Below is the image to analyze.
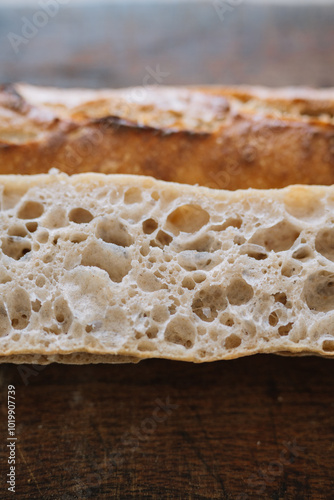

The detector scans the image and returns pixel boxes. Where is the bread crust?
[1,84,334,189]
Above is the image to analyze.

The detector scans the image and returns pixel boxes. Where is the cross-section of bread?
[1,84,334,189]
[0,172,333,364]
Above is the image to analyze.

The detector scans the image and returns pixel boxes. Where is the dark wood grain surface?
[1,355,334,500]
[0,2,334,499]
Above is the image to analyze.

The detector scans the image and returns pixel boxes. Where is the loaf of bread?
[0,172,333,364]
[1,84,334,189]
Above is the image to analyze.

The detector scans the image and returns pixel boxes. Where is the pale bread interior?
[0,173,333,363]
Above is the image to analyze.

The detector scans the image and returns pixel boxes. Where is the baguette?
[0,172,333,364]
[1,84,334,189]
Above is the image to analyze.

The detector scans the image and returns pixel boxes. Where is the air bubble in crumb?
[192,285,227,322]
[35,275,46,288]
[151,304,169,323]
[44,207,68,229]
[183,235,215,252]
[222,316,234,327]
[212,216,242,231]
[69,208,93,224]
[193,272,206,284]
[17,200,44,219]
[137,271,163,292]
[269,311,279,327]
[322,339,334,352]
[278,323,293,336]
[70,234,87,244]
[315,228,334,262]
[155,230,173,248]
[54,297,72,331]
[7,287,31,330]
[292,246,312,260]
[182,276,195,290]
[32,299,41,312]
[304,271,334,313]
[274,292,287,305]
[227,278,253,305]
[240,244,267,261]
[284,187,323,220]
[164,316,195,348]
[142,218,158,234]
[167,205,210,235]
[36,230,49,244]
[146,326,158,339]
[138,341,156,352]
[96,218,133,247]
[1,237,31,260]
[281,261,302,278]
[81,241,131,283]
[124,187,142,204]
[251,221,300,252]
[26,222,38,233]
[225,334,241,349]
[8,225,28,238]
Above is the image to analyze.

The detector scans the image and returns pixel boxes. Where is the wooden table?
[1,355,334,499]
[0,2,334,499]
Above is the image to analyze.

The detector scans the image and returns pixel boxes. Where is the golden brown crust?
[1,83,334,189]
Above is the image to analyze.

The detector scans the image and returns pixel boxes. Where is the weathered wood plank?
[0,355,333,499]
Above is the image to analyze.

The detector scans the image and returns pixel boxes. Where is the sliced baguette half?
[0,173,333,363]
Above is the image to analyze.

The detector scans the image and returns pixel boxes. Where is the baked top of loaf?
[1,84,334,189]
[0,172,333,364]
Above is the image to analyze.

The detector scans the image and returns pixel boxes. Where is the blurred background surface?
[1,0,334,88]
